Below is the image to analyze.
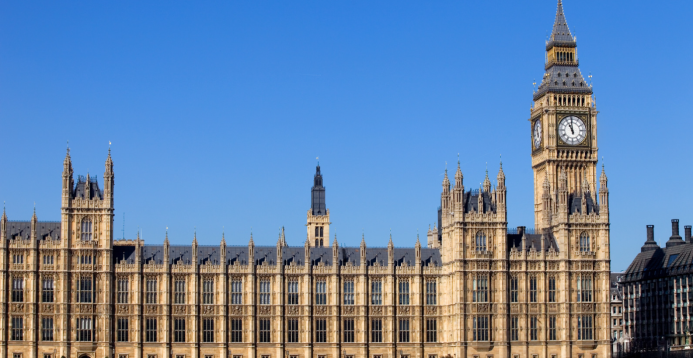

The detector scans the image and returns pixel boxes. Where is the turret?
[441,168,451,213]
[641,225,660,252]
[666,219,685,248]
[387,233,394,267]
[0,205,7,246]
[135,231,142,266]
[415,234,421,268]
[163,230,170,265]
[220,231,227,264]
[192,231,199,265]
[277,231,284,265]
[248,233,255,264]
[599,164,609,212]
[307,164,330,247]
[482,168,491,193]
[360,234,366,262]
[496,161,506,210]
[304,237,310,267]
[62,147,74,207]
[31,206,38,241]
[104,146,114,207]
[453,161,464,212]
[332,234,339,265]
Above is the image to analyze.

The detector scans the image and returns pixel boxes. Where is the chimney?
[647,225,654,242]
[666,219,685,248]
[686,225,692,244]
[641,225,660,252]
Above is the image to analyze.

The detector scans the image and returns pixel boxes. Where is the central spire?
[549,0,575,48]
[311,164,326,215]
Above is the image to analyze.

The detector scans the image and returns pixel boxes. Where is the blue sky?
[0,1,691,271]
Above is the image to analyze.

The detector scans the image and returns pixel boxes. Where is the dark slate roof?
[5,221,61,241]
[114,245,136,264]
[623,243,693,282]
[569,193,598,215]
[255,246,277,266]
[534,65,592,100]
[508,233,559,252]
[547,0,576,49]
[340,247,361,266]
[226,246,249,265]
[464,191,495,214]
[73,176,103,200]
[310,247,333,266]
[170,245,193,265]
[365,248,388,267]
[421,248,442,266]
[143,245,165,264]
[282,246,305,266]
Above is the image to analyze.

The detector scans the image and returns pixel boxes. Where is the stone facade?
[0,1,612,358]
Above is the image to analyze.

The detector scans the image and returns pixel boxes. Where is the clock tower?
[530,0,597,228]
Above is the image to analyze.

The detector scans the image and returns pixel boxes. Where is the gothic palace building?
[1,2,612,358]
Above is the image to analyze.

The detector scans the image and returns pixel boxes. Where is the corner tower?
[307,164,330,247]
[530,0,597,228]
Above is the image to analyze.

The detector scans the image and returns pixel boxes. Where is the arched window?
[579,232,590,252]
[81,219,92,241]
[315,239,319,247]
[319,239,323,247]
[475,231,487,251]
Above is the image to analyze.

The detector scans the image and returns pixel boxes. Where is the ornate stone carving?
[287,306,300,315]
[315,306,328,315]
[173,305,186,315]
[398,306,410,315]
[343,306,354,315]
[202,305,215,315]
[371,306,383,315]
[42,304,54,313]
[425,306,437,315]
[145,305,157,314]
[259,306,271,315]
[230,306,243,316]
[116,305,129,314]
[11,304,24,313]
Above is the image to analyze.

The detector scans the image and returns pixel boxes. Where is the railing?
[507,227,536,235]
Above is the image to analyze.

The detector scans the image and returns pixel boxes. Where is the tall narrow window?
[530,316,538,340]
[76,317,93,341]
[11,316,23,340]
[174,318,185,342]
[473,275,488,303]
[510,276,518,303]
[202,319,214,342]
[548,276,556,303]
[426,319,437,342]
[146,279,157,304]
[13,254,24,264]
[202,279,214,305]
[12,278,24,302]
[473,316,489,341]
[510,316,519,341]
[231,319,243,342]
[287,319,299,343]
[344,280,354,305]
[371,280,382,305]
[81,219,93,241]
[77,277,93,303]
[578,315,593,340]
[117,318,129,342]
[476,231,487,251]
[41,317,54,341]
[316,280,327,305]
[42,278,54,303]
[260,280,271,305]
[43,255,54,265]
[315,319,327,342]
[426,280,437,305]
[579,232,590,252]
[399,319,410,343]
[117,279,128,304]
[174,279,186,304]
[231,280,242,305]
[145,318,157,342]
[259,319,271,342]
[577,276,593,302]
[399,279,410,305]
[371,319,382,343]
[343,319,355,342]
[549,316,557,340]
[529,276,538,303]
[288,280,299,305]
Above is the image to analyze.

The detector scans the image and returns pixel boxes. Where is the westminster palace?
[0,1,612,358]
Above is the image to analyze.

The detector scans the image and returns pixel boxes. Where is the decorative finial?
[316,156,319,166]
[499,154,503,168]
[533,79,536,92]
[457,153,460,165]
[223,226,225,239]
[67,140,70,155]
[445,161,447,173]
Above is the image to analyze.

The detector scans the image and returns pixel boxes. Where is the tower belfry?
[307,164,330,247]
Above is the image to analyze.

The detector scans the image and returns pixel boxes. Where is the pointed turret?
[1,203,7,244]
[31,205,38,242]
[62,147,74,206]
[415,233,421,268]
[442,168,450,193]
[360,233,366,261]
[482,168,491,193]
[220,231,226,266]
[248,232,255,264]
[599,164,609,212]
[497,159,506,185]
[163,230,170,265]
[104,145,114,206]
[304,236,310,267]
[332,234,339,267]
[192,230,198,265]
[548,0,575,48]
[387,232,394,267]
[455,160,463,188]
[311,165,326,215]
[277,230,284,266]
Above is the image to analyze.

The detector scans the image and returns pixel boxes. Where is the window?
[399,319,410,342]
[43,255,54,265]
[81,219,93,241]
[231,319,243,342]
[577,276,593,302]
[11,316,23,340]
[13,254,24,264]
[145,318,157,342]
[287,319,299,343]
[529,276,537,302]
[76,317,93,341]
[14,355,22,358]
[117,278,128,304]
[202,319,214,342]
[344,319,355,342]
[41,317,53,341]
[259,319,271,342]
[399,280,410,305]
[174,318,185,342]
[510,276,518,303]
[42,278,54,303]
[80,255,92,265]
[578,315,593,340]
[549,316,557,340]
[288,280,299,305]
[476,231,487,251]
[117,318,129,342]
[174,279,186,304]
[473,275,488,303]
[12,277,24,302]
[77,277,93,303]
[315,319,327,343]
[548,276,556,302]
[371,280,382,305]
[44,355,53,358]
[231,279,242,305]
[203,279,214,305]
[316,280,327,305]
[260,280,271,305]
[426,280,437,305]
[344,279,354,305]
[473,316,489,341]
[371,319,382,343]
[146,279,157,304]
[510,316,519,341]
[426,319,437,342]
[579,232,590,252]
[530,316,538,340]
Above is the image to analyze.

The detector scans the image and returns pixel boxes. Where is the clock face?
[558,116,587,145]
[533,120,542,149]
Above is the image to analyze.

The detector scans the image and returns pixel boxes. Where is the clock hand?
[569,119,575,135]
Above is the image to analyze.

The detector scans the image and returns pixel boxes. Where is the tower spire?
[549,0,575,47]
